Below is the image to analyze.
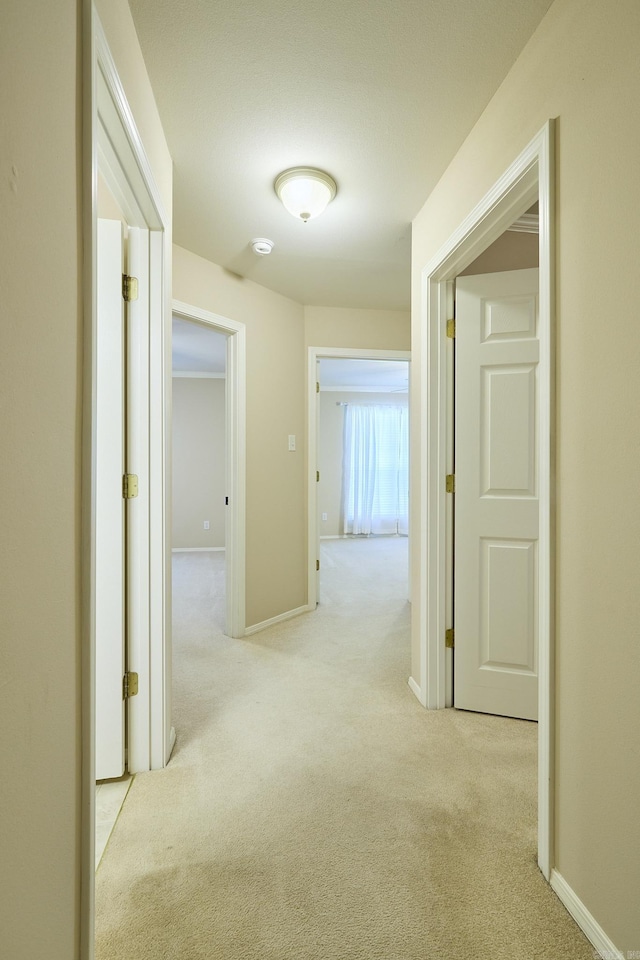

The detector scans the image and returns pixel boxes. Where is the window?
[342,404,409,536]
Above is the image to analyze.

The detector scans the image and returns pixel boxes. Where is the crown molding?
[507,213,539,234]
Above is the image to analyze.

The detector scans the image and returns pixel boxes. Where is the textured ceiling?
[129,0,553,309]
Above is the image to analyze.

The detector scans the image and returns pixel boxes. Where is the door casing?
[82,10,172,957]
[412,121,555,878]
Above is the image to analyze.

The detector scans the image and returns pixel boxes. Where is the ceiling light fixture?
[274,167,337,222]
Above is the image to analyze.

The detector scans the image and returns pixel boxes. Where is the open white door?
[454,268,540,721]
[95,218,126,779]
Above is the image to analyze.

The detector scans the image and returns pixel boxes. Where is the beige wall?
[319,391,408,537]
[305,305,410,351]
[173,245,307,627]
[172,378,226,549]
[411,0,640,949]
[0,2,81,955]
[459,228,538,276]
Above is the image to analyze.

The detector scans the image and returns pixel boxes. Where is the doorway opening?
[172,316,228,628]
[308,348,411,619]
[414,122,554,878]
[94,173,137,867]
[171,300,247,642]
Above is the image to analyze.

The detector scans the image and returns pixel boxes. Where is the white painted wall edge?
[171,547,225,552]
[550,870,623,960]
[244,604,314,637]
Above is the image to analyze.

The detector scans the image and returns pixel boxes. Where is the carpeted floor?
[95,537,592,959]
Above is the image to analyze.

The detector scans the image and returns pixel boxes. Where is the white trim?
[172,299,245,336]
[308,347,411,610]
[244,604,313,636]
[94,18,171,777]
[172,300,246,639]
[407,676,423,702]
[415,122,555,879]
[550,871,623,960]
[126,226,151,774]
[168,725,177,761]
[171,546,225,553]
[172,371,226,379]
[507,213,539,234]
[148,227,171,770]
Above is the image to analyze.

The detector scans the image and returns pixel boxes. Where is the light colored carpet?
[95,537,592,959]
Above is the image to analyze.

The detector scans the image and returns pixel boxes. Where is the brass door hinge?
[445,629,454,649]
[123,671,139,699]
[316,381,320,393]
[316,470,320,482]
[446,318,456,339]
[122,274,139,302]
[123,474,139,499]
[446,474,455,494]
[316,559,320,572]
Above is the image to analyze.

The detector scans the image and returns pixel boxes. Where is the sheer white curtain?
[342,404,409,535]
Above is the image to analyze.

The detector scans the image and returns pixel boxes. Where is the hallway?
[95,538,591,959]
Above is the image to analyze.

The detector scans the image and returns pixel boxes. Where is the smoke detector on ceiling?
[250,238,274,256]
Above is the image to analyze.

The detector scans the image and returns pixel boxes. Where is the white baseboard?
[244,604,313,637]
[171,546,225,553]
[320,535,342,540]
[167,726,177,763]
[550,869,623,960]
[408,676,424,704]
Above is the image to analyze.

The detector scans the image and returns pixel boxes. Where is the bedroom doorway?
[308,348,411,610]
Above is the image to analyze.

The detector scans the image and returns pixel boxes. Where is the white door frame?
[82,10,172,957]
[171,301,246,638]
[413,121,555,878]
[307,346,411,609]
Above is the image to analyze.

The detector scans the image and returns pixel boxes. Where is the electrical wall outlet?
[288,434,296,451]
[203,520,210,530]
[322,512,328,521]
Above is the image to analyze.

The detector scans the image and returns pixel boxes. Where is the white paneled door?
[454,269,540,721]
[95,219,126,779]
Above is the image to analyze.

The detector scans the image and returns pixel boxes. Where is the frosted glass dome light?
[274,167,337,222]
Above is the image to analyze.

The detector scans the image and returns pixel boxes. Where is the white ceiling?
[129,0,553,310]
